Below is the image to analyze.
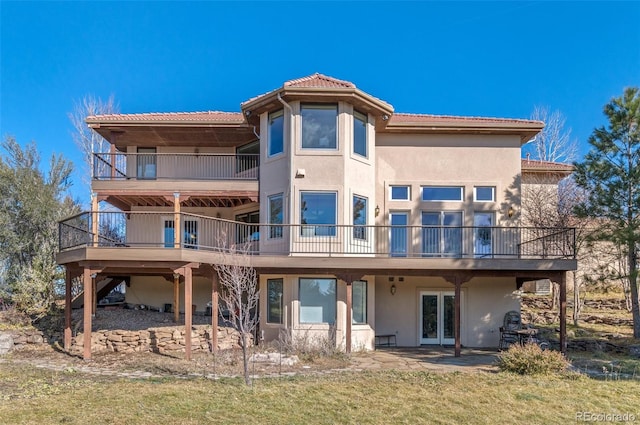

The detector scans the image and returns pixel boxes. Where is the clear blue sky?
[1,1,639,203]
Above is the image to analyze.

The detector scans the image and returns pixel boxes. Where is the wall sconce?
[390,284,396,295]
[375,205,380,217]
[507,206,515,218]
[381,114,390,121]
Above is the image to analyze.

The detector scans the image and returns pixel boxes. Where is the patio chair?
[498,310,522,350]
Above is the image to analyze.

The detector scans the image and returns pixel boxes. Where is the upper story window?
[474,186,495,202]
[390,185,411,200]
[353,195,367,240]
[301,191,337,236]
[353,110,368,157]
[422,186,464,202]
[301,104,337,149]
[268,110,284,157]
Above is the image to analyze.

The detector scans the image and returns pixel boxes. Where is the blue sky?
[1,1,639,202]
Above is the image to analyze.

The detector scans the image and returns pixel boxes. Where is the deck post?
[211,272,219,353]
[91,274,97,317]
[184,266,193,361]
[559,272,567,354]
[173,273,180,323]
[454,278,462,358]
[64,267,72,351]
[83,267,93,360]
[91,193,98,247]
[173,192,181,248]
[109,143,116,180]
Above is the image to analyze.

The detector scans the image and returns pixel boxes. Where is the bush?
[498,343,569,375]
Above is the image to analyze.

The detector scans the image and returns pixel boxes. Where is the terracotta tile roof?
[284,73,356,88]
[86,111,245,124]
[521,159,574,172]
[389,113,543,126]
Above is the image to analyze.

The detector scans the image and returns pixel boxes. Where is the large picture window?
[268,110,284,157]
[299,278,336,324]
[353,110,367,157]
[268,193,284,239]
[352,280,367,324]
[422,186,464,202]
[353,195,367,240]
[267,279,283,324]
[301,191,337,236]
[301,104,337,149]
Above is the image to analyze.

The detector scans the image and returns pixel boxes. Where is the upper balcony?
[92,152,260,209]
[58,211,577,272]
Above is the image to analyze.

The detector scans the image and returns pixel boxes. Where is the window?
[352,280,367,324]
[422,186,464,202]
[474,186,495,202]
[137,147,157,179]
[421,211,463,257]
[301,192,337,236]
[267,279,283,324]
[299,278,336,324]
[353,195,367,240]
[268,193,284,239]
[353,110,367,157]
[236,141,260,174]
[268,110,284,156]
[235,211,259,243]
[301,104,337,149]
[183,220,198,249]
[390,186,410,200]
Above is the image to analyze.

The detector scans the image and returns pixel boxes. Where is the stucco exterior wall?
[374,276,519,347]
[126,275,214,314]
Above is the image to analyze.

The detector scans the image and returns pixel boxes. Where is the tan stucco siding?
[126,275,214,314]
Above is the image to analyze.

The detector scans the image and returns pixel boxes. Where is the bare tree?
[68,95,118,192]
[212,243,259,385]
[525,106,578,164]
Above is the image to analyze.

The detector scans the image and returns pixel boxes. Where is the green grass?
[1,362,639,424]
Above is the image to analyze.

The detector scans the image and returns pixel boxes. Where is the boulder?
[0,332,14,355]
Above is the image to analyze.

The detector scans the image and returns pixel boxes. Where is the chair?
[499,310,522,350]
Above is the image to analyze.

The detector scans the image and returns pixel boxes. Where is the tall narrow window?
[352,280,367,324]
[267,278,283,324]
[268,193,284,239]
[353,195,367,240]
[301,104,338,149]
[268,110,284,157]
[137,147,157,179]
[353,110,367,157]
[301,191,337,236]
[299,278,336,324]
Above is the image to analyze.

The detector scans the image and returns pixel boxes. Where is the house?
[57,73,577,360]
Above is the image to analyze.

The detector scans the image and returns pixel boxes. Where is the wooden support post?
[345,280,353,355]
[92,274,97,317]
[83,267,93,360]
[64,268,72,351]
[559,272,567,354]
[109,143,116,180]
[173,192,181,248]
[91,193,99,247]
[184,266,193,361]
[454,279,462,358]
[211,273,219,353]
[173,273,180,323]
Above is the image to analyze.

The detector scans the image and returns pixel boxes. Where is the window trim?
[473,186,496,202]
[301,103,338,150]
[421,186,464,202]
[390,185,411,201]
[268,109,284,157]
[353,109,368,158]
[266,278,284,324]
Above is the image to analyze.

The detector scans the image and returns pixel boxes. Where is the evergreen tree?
[574,87,640,337]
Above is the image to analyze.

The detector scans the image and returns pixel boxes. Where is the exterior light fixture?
[375,205,380,217]
[390,284,396,295]
[381,114,390,121]
[508,206,515,218]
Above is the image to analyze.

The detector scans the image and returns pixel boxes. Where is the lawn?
[1,361,638,425]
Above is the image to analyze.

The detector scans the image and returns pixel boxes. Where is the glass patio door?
[420,291,455,345]
[389,212,408,257]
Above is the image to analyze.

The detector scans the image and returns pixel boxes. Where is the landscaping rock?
[0,332,13,355]
[629,345,640,358]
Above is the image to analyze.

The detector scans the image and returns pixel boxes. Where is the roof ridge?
[284,73,355,88]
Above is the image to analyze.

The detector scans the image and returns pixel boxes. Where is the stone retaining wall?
[2,325,246,355]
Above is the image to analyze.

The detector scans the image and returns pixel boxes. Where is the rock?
[0,333,14,355]
[629,345,640,358]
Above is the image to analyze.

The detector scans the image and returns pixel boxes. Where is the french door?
[420,291,455,345]
[474,212,494,257]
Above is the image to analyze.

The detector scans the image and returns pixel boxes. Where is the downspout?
[277,92,294,331]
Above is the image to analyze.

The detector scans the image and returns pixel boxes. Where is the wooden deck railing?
[59,211,576,259]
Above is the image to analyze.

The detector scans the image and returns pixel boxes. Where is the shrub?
[498,343,569,375]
